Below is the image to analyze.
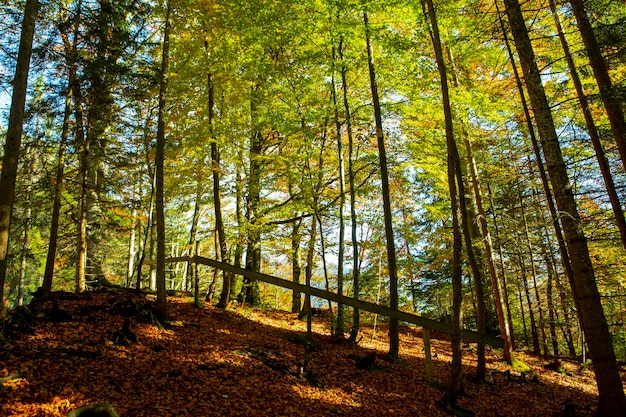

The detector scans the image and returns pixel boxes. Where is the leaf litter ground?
[1,291,619,416]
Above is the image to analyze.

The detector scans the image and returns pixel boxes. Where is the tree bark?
[422,0,464,403]
[290,218,302,313]
[240,83,263,307]
[363,10,400,359]
[568,0,626,173]
[18,195,31,306]
[548,0,626,249]
[496,4,577,323]
[343,48,361,344]
[331,38,346,338]
[0,0,38,317]
[504,0,626,413]
[518,174,548,357]
[487,183,517,350]
[155,0,172,318]
[42,78,71,293]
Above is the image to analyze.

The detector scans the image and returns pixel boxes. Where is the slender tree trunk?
[363,10,399,359]
[214,135,231,307]
[422,0,463,403]
[461,134,512,362]
[303,214,318,338]
[519,176,548,357]
[85,0,118,285]
[487,184,516,350]
[76,130,88,294]
[496,5,577,319]
[136,168,155,292]
[231,159,244,301]
[0,0,38,317]
[42,81,71,293]
[290,219,302,313]
[331,39,346,339]
[545,250,559,356]
[515,268,528,344]
[504,0,626,412]
[568,0,626,172]
[18,197,31,306]
[44,0,83,291]
[446,52,487,377]
[518,245,540,353]
[241,84,263,306]
[74,57,89,295]
[127,193,138,288]
[455,166,487,381]
[548,0,626,249]
[186,177,202,290]
[154,0,172,318]
[343,53,361,343]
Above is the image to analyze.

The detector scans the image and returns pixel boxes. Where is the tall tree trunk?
[303,214,318,338]
[343,52,361,344]
[504,0,626,413]
[43,0,81,292]
[136,167,155,292]
[240,83,263,307]
[85,0,117,285]
[0,0,38,317]
[363,10,400,359]
[568,0,626,172]
[545,249,559,356]
[496,5,577,321]
[518,247,540,353]
[18,192,31,307]
[76,124,88,294]
[446,50,488,378]
[458,127,512,361]
[186,174,202,292]
[422,0,464,403]
[42,79,71,293]
[548,0,626,249]
[127,195,138,288]
[487,184,516,350]
[231,158,245,300]
[518,175,548,357]
[442,47,487,370]
[155,0,172,318]
[290,218,302,313]
[214,133,232,308]
[331,38,346,339]
[460,176,487,380]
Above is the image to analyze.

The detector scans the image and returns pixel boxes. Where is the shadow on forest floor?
[1,290,617,417]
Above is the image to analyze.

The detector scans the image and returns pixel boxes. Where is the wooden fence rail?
[149,255,503,350]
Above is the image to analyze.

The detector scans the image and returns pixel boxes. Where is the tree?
[421,0,464,405]
[155,0,172,318]
[0,0,39,317]
[568,0,626,173]
[363,9,400,359]
[503,0,626,413]
[548,0,626,250]
[42,0,81,294]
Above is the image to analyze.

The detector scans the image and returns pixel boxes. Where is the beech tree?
[0,0,38,317]
[503,0,626,413]
[155,0,172,318]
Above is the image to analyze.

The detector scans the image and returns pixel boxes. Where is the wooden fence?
[150,255,504,381]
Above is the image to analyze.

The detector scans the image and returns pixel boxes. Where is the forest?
[0,0,625,415]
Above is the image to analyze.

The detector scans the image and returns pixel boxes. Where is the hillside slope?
[0,292,610,416]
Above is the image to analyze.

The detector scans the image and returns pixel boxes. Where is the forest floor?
[0,291,620,417]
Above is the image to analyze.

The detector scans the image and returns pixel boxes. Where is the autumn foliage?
[0,292,619,416]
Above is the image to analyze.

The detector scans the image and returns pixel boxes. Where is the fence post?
[193,240,200,307]
[423,327,433,383]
